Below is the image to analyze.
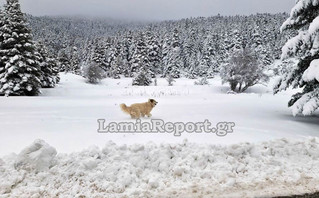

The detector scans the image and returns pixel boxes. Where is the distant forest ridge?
[26,13,293,79]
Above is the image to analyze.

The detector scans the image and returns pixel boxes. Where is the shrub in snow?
[220,48,269,93]
[84,63,105,84]
[14,139,57,172]
[0,0,42,96]
[154,78,158,86]
[194,77,209,85]
[166,74,175,86]
[274,0,319,116]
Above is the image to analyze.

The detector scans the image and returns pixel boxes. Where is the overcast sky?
[0,0,294,21]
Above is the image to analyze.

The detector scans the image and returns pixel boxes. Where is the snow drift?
[1,139,319,197]
[14,139,57,172]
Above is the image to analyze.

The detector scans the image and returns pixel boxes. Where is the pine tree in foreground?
[0,0,41,96]
[274,0,319,116]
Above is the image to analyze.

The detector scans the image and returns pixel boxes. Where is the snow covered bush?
[154,77,158,86]
[194,77,209,85]
[84,63,105,84]
[220,48,269,93]
[166,74,175,86]
[274,0,319,116]
[0,0,42,96]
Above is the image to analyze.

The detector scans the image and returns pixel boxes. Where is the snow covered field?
[0,73,319,197]
[0,73,318,156]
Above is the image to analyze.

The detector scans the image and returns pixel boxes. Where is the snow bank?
[14,139,57,172]
[1,139,319,197]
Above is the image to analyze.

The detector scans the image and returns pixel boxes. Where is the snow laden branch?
[275,0,319,116]
[281,0,319,32]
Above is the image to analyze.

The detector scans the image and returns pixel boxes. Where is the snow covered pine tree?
[0,0,41,96]
[132,32,152,86]
[274,0,319,116]
[163,29,182,78]
[35,42,60,88]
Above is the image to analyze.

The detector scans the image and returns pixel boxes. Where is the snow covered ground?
[0,73,319,197]
[0,73,318,156]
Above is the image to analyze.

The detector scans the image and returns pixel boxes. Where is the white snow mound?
[14,139,57,172]
[1,139,319,197]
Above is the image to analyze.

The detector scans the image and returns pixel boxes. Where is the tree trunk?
[238,83,242,92]
[230,81,238,92]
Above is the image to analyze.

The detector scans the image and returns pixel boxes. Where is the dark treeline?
[27,13,292,82]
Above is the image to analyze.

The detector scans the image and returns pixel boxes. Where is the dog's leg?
[131,110,141,119]
[136,110,141,119]
[130,111,138,119]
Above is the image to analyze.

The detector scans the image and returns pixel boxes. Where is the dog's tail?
[120,103,130,114]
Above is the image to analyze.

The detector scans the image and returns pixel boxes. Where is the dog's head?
[149,99,158,107]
